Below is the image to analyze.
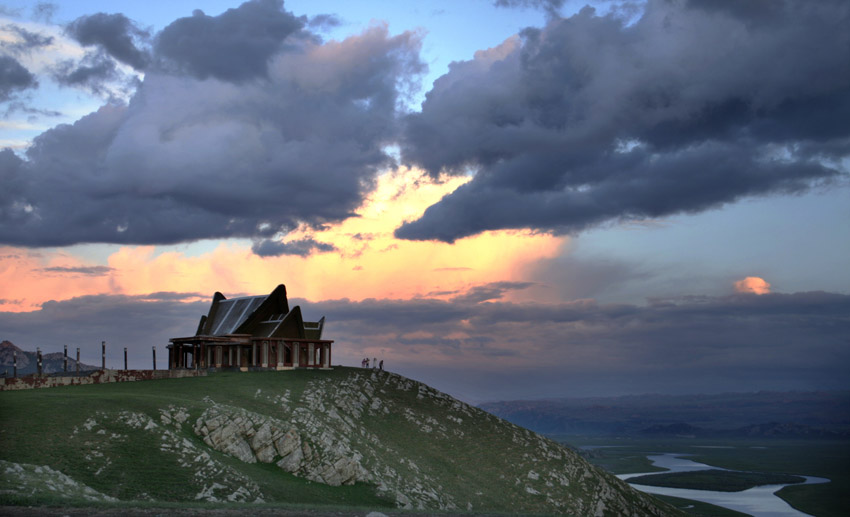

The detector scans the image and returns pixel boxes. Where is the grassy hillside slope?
[0,367,679,515]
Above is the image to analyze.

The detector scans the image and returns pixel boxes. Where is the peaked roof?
[194,285,325,340]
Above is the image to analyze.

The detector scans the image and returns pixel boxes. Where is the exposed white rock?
[0,460,117,502]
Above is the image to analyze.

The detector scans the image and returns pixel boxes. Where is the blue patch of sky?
[574,185,850,302]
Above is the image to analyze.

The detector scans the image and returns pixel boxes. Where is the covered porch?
[168,335,333,370]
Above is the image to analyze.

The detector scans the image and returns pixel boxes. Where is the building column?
[308,343,314,367]
[322,344,329,368]
[262,341,268,367]
[293,342,299,367]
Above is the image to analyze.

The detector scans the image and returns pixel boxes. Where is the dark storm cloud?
[51,51,119,94]
[154,0,304,82]
[252,237,337,257]
[398,0,850,242]
[0,1,423,250]
[67,12,150,70]
[0,55,37,101]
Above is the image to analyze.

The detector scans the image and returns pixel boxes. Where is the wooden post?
[76,348,80,374]
[152,346,156,370]
[12,349,16,377]
[64,345,68,372]
[124,347,128,370]
[37,347,42,376]
[101,341,106,370]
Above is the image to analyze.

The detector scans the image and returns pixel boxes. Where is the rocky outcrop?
[183,371,676,515]
[193,401,368,487]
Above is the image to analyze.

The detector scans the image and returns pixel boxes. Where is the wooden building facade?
[168,285,332,370]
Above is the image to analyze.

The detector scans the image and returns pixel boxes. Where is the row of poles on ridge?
[8,341,159,378]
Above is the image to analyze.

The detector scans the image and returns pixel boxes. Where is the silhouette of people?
[373,357,377,369]
[379,359,384,371]
[365,357,370,368]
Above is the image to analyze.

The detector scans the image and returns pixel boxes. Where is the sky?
[0,0,848,403]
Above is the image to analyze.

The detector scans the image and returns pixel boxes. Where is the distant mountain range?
[479,391,850,438]
[0,340,99,376]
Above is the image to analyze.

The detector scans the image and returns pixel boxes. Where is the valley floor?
[561,436,850,517]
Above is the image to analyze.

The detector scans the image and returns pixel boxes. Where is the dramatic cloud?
[67,12,150,70]
[0,171,564,313]
[154,0,305,81]
[0,55,37,101]
[735,276,771,295]
[51,50,120,94]
[3,288,847,398]
[398,0,850,242]
[252,237,337,257]
[0,0,423,249]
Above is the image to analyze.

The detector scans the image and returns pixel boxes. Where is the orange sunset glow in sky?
[0,169,565,312]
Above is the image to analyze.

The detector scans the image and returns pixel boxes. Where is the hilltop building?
[168,285,332,371]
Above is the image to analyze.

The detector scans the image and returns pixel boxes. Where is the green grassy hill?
[0,367,680,515]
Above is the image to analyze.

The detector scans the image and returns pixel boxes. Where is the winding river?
[616,453,829,517]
